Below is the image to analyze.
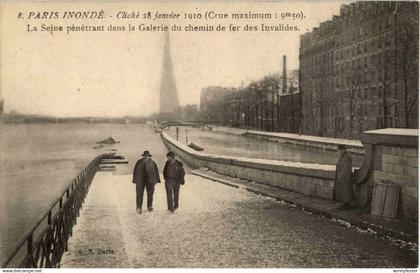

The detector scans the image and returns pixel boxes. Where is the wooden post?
[185,129,188,145]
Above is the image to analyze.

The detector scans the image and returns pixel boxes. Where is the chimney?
[282,55,287,94]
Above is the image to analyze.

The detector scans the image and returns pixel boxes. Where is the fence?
[1,154,106,268]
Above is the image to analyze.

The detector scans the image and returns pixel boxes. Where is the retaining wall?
[244,131,365,155]
[357,129,418,223]
[161,132,336,200]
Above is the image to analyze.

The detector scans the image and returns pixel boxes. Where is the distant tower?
[159,31,179,121]
[282,55,287,94]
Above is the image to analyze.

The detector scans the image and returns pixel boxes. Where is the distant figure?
[334,145,354,209]
[163,152,185,213]
[132,151,160,214]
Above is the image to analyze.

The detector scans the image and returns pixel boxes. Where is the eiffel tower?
[159,31,179,121]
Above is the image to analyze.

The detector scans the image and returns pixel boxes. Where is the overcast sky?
[1,1,346,117]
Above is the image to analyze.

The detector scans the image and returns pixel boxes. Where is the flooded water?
[166,127,364,167]
[0,123,166,261]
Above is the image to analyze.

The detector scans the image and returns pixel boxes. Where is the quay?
[3,126,418,268]
[161,127,418,242]
[60,167,417,268]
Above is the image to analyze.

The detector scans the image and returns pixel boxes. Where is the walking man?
[132,150,160,214]
[163,152,185,213]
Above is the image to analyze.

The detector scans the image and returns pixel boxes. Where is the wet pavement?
[61,171,417,268]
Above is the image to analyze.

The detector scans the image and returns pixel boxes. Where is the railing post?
[2,154,104,268]
[27,233,33,255]
[48,211,52,225]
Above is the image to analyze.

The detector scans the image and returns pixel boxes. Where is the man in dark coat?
[132,150,160,213]
[334,145,354,209]
[163,152,185,213]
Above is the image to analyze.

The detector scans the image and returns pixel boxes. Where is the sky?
[0,1,346,117]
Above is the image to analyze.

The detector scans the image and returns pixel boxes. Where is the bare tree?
[344,68,361,138]
[287,72,299,133]
[395,5,419,128]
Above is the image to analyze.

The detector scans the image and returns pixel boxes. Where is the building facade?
[300,1,418,138]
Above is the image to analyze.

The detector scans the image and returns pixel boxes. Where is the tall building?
[159,32,180,121]
[300,1,418,138]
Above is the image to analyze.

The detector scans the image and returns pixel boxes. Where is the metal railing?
[1,154,106,268]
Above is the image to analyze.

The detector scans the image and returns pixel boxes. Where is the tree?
[260,73,282,131]
[287,72,299,133]
[344,68,361,138]
[395,3,419,128]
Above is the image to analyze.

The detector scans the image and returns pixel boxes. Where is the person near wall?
[163,152,185,213]
[334,144,354,210]
[132,150,160,214]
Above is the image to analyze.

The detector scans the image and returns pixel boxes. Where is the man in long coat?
[334,145,354,209]
[163,152,185,213]
[132,150,160,213]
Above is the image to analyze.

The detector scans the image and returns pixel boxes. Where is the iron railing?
[1,154,106,268]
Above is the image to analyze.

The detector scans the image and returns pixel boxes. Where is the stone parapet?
[244,130,364,155]
[161,132,336,200]
[358,129,418,223]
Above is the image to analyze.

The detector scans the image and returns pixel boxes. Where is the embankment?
[161,132,336,200]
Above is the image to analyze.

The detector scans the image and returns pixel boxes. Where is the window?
[385,34,391,46]
[371,87,376,98]
[377,117,384,129]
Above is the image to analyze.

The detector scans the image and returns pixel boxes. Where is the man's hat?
[142,150,152,157]
[166,151,175,158]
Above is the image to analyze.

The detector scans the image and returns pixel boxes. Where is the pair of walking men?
[132,150,185,213]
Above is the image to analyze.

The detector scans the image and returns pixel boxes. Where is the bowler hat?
[142,150,152,157]
[166,152,175,158]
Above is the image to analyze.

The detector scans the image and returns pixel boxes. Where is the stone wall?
[357,129,418,223]
[244,131,364,155]
[161,132,336,200]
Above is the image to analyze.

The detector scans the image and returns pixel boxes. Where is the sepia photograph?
[0,0,418,270]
